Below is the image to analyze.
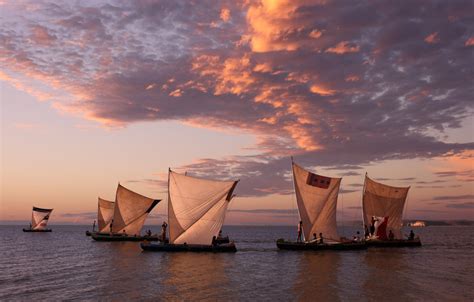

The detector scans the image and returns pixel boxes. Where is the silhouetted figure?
[364,225,369,238]
[353,231,361,242]
[297,220,303,242]
[370,217,376,236]
[319,233,324,244]
[109,219,114,234]
[388,230,395,240]
[408,230,415,240]
[161,221,168,242]
[309,233,318,243]
[146,229,152,237]
[218,229,223,237]
[92,220,96,232]
[212,236,217,246]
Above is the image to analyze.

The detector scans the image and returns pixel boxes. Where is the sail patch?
[306,172,331,189]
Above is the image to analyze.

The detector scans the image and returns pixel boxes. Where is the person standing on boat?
[388,230,395,240]
[297,220,303,242]
[109,219,114,234]
[161,221,168,242]
[319,232,324,244]
[370,217,376,236]
[364,225,369,238]
[92,220,96,232]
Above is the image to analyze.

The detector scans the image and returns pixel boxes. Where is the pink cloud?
[325,41,360,54]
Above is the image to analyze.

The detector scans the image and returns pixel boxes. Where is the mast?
[360,172,367,230]
[290,156,299,238]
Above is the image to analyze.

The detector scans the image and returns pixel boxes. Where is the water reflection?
[362,249,419,300]
[293,252,341,301]
[161,253,231,300]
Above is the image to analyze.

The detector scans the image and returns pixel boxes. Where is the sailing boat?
[92,184,161,242]
[86,197,114,236]
[276,160,366,251]
[141,169,238,252]
[362,174,421,247]
[23,206,53,232]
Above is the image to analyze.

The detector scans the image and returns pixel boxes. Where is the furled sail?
[31,206,53,230]
[293,162,341,242]
[111,184,160,236]
[168,170,238,245]
[362,175,410,239]
[98,197,115,233]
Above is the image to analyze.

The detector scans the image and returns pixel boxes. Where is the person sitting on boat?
[161,221,168,241]
[353,231,361,242]
[122,230,127,236]
[308,233,318,243]
[218,229,223,238]
[297,220,303,242]
[319,233,324,244]
[408,230,415,240]
[388,230,395,240]
[146,229,152,237]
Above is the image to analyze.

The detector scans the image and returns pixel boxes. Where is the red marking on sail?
[306,172,331,189]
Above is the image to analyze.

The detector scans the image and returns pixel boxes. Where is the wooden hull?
[91,233,159,242]
[23,228,52,232]
[276,239,367,251]
[140,242,237,253]
[366,238,422,247]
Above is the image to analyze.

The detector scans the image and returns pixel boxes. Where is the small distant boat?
[362,174,422,247]
[23,206,53,232]
[276,159,366,251]
[141,169,239,253]
[408,221,426,227]
[91,184,160,242]
[86,197,115,236]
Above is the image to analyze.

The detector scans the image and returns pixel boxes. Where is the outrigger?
[23,206,53,232]
[276,159,366,251]
[141,169,239,253]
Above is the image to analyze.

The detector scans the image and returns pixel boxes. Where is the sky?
[1,0,473,225]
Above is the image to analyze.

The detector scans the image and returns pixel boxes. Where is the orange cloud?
[326,41,360,54]
[424,32,440,44]
[220,8,231,22]
[310,84,336,96]
[345,75,360,82]
[465,37,474,46]
[309,29,322,39]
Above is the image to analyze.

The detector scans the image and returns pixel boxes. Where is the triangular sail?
[362,175,410,239]
[31,206,53,230]
[168,170,238,245]
[111,184,160,236]
[97,197,115,233]
[293,162,341,242]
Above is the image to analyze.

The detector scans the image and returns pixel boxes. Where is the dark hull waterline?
[23,228,52,232]
[140,242,237,253]
[91,233,159,242]
[366,238,422,247]
[276,239,367,251]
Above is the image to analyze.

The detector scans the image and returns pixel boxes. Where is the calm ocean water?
[0,225,473,301]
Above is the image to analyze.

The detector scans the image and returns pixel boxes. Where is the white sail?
[111,184,160,236]
[362,175,410,239]
[168,170,238,245]
[31,206,53,230]
[293,162,341,242]
[98,197,115,233]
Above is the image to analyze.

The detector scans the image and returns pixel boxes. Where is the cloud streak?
[1,0,473,197]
